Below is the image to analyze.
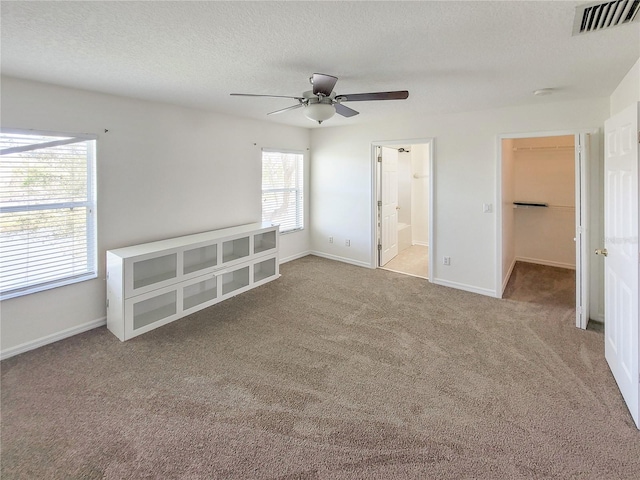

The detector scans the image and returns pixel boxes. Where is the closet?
[502,135,576,296]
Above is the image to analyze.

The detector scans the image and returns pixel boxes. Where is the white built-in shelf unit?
[106,222,279,341]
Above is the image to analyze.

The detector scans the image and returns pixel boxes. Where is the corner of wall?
[610,57,640,116]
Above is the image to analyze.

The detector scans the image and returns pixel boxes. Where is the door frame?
[371,138,435,282]
[495,129,597,329]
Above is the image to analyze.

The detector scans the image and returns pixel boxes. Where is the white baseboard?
[279,250,312,264]
[591,313,605,323]
[309,251,373,269]
[412,241,429,247]
[502,258,517,296]
[516,256,575,270]
[1,317,106,361]
[432,278,497,298]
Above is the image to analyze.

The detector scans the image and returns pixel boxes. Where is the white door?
[603,102,639,429]
[380,146,399,265]
[575,133,590,329]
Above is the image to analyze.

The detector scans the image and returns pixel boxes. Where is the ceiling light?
[533,88,554,96]
[304,102,336,124]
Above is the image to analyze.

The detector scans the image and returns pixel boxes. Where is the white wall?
[610,57,640,116]
[0,76,310,356]
[310,97,609,299]
[410,144,429,246]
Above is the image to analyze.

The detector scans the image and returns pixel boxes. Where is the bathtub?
[398,222,412,252]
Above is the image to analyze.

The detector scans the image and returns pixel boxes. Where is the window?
[0,130,97,300]
[261,150,303,233]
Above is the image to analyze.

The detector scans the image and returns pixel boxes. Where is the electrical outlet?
[345,239,351,247]
[443,256,451,265]
[483,203,493,213]
[329,236,333,243]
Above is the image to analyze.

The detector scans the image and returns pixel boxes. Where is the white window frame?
[261,149,304,234]
[0,128,98,300]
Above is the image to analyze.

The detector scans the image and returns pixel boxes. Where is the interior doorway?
[372,139,434,280]
[497,131,591,329]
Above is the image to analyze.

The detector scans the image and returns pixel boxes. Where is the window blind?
[261,150,303,233]
[0,131,97,299]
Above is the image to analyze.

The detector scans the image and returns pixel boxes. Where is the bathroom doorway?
[372,139,433,280]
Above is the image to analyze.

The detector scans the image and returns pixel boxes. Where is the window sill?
[280,227,304,236]
[0,272,98,301]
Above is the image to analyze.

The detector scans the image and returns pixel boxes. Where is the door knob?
[594,248,608,257]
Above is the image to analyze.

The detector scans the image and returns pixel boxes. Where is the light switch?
[483,203,493,213]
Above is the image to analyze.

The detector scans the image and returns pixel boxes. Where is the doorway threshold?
[379,245,429,279]
[379,266,428,280]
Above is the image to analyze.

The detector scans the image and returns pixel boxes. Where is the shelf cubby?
[222,237,250,264]
[254,257,276,282]
[133,253,177,290]
[133,291,177,330]
[222,266,250,295]
[184,244,217,275]
[183,277,217,310]
[254,231,277,254]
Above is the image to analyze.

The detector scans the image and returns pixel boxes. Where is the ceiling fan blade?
[230,93,305,100]
[336,91,409,102]
[312,73,338,96]
[335,103,359,118]
[267,104,304,116]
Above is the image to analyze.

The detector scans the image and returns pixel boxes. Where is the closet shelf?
[513,202,547,208]
[513,202,574,210]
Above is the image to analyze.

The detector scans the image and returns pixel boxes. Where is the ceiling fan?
[231,73,409,124]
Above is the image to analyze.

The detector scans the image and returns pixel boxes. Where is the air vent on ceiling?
[572,0,640,35]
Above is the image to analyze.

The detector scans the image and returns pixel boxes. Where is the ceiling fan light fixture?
[304,102,336,124]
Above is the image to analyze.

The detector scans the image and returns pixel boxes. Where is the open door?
[575,133,590,329]
[379,146,399,266]
[602,102,639,429]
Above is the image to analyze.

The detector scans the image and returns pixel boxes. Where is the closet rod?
[512,145,574,152]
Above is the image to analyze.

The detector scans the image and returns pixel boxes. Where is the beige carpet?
[503,261,575,309]
[2,255,639,479]
[381,245,428,278]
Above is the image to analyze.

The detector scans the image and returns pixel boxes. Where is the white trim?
[502,257,517,295]
[495,129,596,320]
[261,147,305,155]
[515,257,576,270]
[0,317,106,361]
[0,127,97,140]
[279,250,311,264]
[261,150,304,234]
[0,272,98,301]
[370,143,379,269]
[591,313,605,323]
[432,278,497,298]
[309,251,373,269]
[428,139,435,283]
[413,241,429,247]
[0,131,98,300]
[371,138,435,283]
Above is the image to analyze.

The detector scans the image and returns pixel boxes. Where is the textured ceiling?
[1,1,639,128]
